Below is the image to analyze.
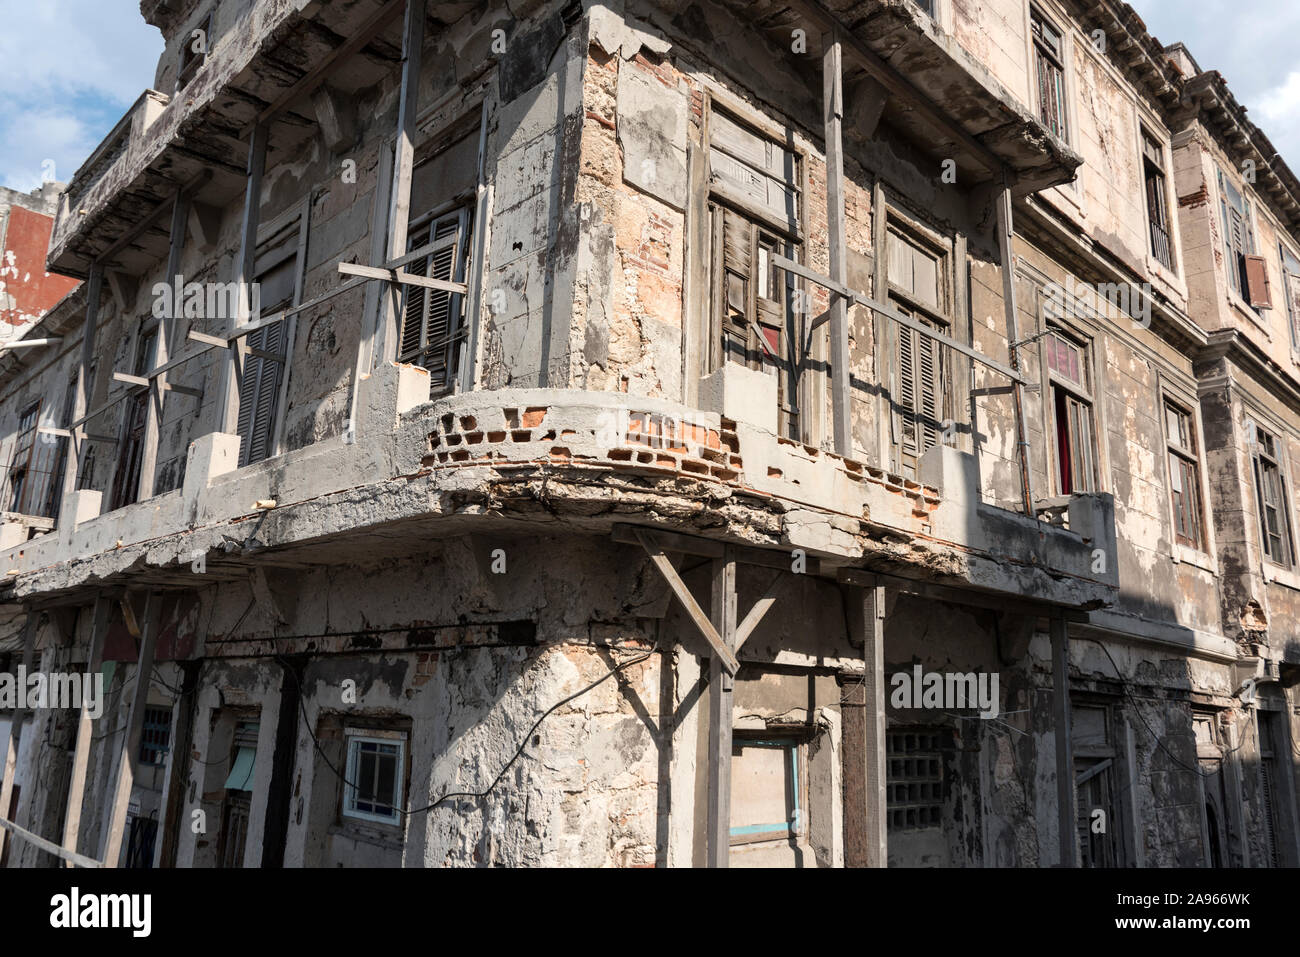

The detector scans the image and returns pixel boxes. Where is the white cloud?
[1254,72,1300,166]
[0,0,162,191]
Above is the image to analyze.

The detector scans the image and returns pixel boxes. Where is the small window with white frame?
[343,730,406,825]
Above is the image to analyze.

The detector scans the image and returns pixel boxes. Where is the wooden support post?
[1050,613,1078,867]
[57,267,102,530]
[823,31,852,457]
[995,182,1036,516]
[217,124,268,436]
[0,612,38,862]
[705,547,737,868]
[377,0,426,367]
[60,595,111,865]
[862,581,887,867]
[137,191,190,502]
[100,591,161,868]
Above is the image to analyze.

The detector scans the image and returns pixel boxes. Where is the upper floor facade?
[0,0,1296,662]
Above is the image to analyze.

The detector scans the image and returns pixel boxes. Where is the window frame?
[703,97,807,443]
[342,730,407,827]
[1043,325,1100,497]
[1140,126,1174,272]
[882,209,956,478]
[235,204,307,468]
[728,734,808,847]
[1280,241,1300,358]
[396,109,484,395]
[1029,5,1070,143]
[175,10,213,93]
[1217,165,1262,309]
[1162,397,1206,552]
[1247,419,1297,570]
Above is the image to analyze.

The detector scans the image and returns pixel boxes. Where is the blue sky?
[0,1,1295,193]
[0,1,162,191]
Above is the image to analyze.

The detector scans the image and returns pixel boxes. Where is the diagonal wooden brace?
[634,529,739,675]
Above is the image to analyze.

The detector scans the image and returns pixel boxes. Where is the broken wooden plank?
[337,260,467,295]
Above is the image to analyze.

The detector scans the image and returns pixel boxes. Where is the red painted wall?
[0,205,80,332]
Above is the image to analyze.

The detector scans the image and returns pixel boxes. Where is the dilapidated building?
[0,0,1298,868]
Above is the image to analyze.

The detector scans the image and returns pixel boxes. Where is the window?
[109,327,156,510]
[729,737,804,845]
[1046,329,1097,494]
[1142,129,1173,269]
[1164,400,1204,550]
[400,208,471,394]
[887,226,950,478]
[707,107,803,441]
[176,13,211,92]
[886,729,945,831]
[343,732,405,825]
[1257,709,1297,867]
[1073,703,1128,867]
[913,0,936,17]
[219,720,258,869]
[1031,7,1069,140]
[1218,167,1271,308]
[711,205,801,439]
[1281,245,1300,351]
[6,402,40,515]
[236,220,301,467]
[400,126,479,395]
[1250,423,1295,568]
[140,705,172,766]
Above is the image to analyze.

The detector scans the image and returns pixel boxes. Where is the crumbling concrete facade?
[0,0,1297,868]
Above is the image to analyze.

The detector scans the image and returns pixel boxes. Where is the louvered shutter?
[898,325,917,454]
[918,333,939,452]
[399,209,468,393]
[236,322,284,468]
[1261,755,1279,867]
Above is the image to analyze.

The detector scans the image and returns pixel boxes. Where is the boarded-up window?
[708,110,799,232]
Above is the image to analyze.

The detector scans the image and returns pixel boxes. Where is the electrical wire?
[1075,635,1256,778]
[276,642,658,819]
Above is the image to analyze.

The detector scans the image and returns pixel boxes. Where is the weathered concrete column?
[1050,614,1078,866]
[0,612,38,862]
[100,591,161,868]
[60,595,111,865]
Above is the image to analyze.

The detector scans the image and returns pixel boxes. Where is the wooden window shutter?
[898,326,917,453]
[399,209,469,393]
[236,321,285,467]
[1244,254,1273,309]
[918,333,939,452]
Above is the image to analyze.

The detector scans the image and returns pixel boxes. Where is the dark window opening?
[1032,7,1069,140]
[1251,424,1295,568]
[1142,130,1173,269]
[1165,400,1204,550]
